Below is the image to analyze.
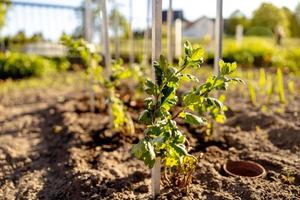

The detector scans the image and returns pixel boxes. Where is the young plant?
[132,41,243,189]
[62,36,134,134]
[106,61,135,135]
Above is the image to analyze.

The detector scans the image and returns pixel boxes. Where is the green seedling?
[281,167,296,184]
[132,41,243,189]
[248,82,257,106]
[258,68,266,89]
[276,68,286,104]
[266,74,274,104]
[287,80,296,96]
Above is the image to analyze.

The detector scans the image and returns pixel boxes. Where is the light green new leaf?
[191,47,204,61]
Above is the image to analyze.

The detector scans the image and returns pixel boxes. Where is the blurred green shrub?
[205,37,299,73]
[245,26,274,37]
[0,52,66,79]
[272,48,300,73]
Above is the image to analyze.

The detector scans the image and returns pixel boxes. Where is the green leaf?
[205,97,223,109]
[228,62,237,74]
[144,97,153,109]
[145,125,161,136]
[191,47,204,61]
[170,143,188,156]
[231,77,245,84]
[138,110,152,124]
[131,140,156,168]
[184,112,206,126]
[184,41,192,56]
[161,86,174,103]
[153,61,163,86]
[145,79,157,95]
[183,91,199,106]
[159,55,168,73]
[184,74,199,82]
[166,67,179,82]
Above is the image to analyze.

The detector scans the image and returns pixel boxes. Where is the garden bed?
[0,82,299,199]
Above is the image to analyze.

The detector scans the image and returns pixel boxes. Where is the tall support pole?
[84,0,95,112]
[100,0,111,71]
[143,0,151,66]
[214,0,223,75]
[100,0,113,128]
[167,0,173,63]
[113,6,120,60]
[175,18,182,58]
[236,24,243,45]
[129,0,134,67]
[151,0,162,198]
[84,0,92,42]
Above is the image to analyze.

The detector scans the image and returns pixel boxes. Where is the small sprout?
[248,82,257,106]
[281,167,296,184]
[276,68,286,104]
[287,80,296,96]
[259,68,266,89]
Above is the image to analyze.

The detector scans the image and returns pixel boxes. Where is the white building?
[23,42,67,57]
[183,16,215,39]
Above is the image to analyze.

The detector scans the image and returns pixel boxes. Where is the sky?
[1,0,300,41]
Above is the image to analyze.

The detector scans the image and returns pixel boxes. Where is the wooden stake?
[151,0,162,198]
[84,0,95,112]
[84,0,92,42]
[100,0,111,71]
[129,0,134,68]
[214,0,223,75]
[167,0,173,63]
[113,6,120,60]
[143,0,151,66]
[236,24,243,45]
[100,0,113,127]
[175,18,182,58]
[151,157,161,199]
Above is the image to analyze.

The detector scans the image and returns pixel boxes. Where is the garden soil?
[0,85,299,200]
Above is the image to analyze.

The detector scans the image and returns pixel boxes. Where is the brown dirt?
[0,84,299,200]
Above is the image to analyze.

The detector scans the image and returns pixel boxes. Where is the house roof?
[162,10,188,23]
[185,16,214,29]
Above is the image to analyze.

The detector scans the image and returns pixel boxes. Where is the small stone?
[209,180,222,190]
[52,125,63,134]
[134,185,149,193]
[109,168,122,178]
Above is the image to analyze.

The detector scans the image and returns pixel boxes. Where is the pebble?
[134,185,148,193]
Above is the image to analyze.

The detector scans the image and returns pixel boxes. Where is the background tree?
[225,10,250,35]
[0,0,10,31]
[109,8,130,39]
[282,7,300,37]
[251,3,290,36]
